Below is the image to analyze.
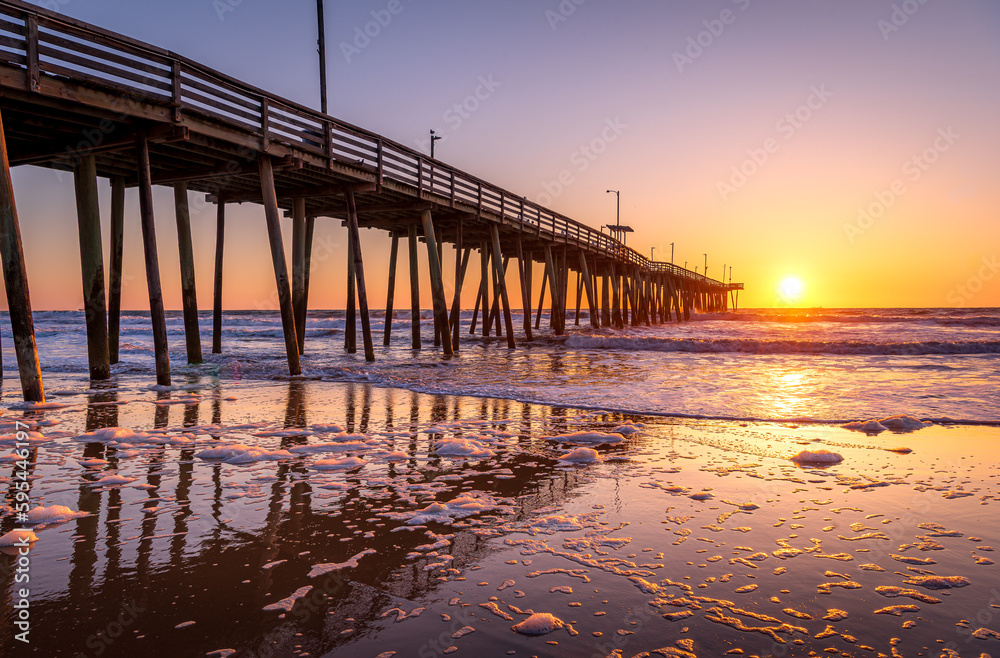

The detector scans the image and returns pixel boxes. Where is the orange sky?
[4,0,999,311]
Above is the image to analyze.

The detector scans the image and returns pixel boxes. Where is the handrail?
[0,0,736,289]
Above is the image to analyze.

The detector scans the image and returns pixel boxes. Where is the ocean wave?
[565,334,1000,356]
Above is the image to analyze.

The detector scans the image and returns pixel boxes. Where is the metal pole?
[670,242,674,264]
[317,0,327,114]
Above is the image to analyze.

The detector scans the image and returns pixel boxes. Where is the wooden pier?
[0,0,742,402]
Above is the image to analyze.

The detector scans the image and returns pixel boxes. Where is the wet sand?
[1,374,998,657]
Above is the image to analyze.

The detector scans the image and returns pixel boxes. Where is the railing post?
[25,15,39,93]
[171,61,182,122]
[376,138,383,191]
[260,97,270,151]
[325,120,334,169]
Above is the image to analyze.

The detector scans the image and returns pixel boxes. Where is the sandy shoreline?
[1,373,998,657]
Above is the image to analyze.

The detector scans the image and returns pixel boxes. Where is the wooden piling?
[450,219,463,351]
[601,270,610,327]
[107,176,125,364]
[345,224,356,353]
[345,188,375,362]
[543,246,561,334]
[515,239,532,341]
[291,197,307,354]
[574,272,583,326]
[407,224,420,349]
[535,267,547,330]
[420,210,452,356]
[257,155,301,376]
[212,202,224,354]
[173,182,202,364]
[135,130,171,386]
[489,225,516,349]
[578,251,598,328]
[73,154,111,380]
[0,107,45,401]
[383,233,399,346]
[450,248,471,350]
[479,243,490,337]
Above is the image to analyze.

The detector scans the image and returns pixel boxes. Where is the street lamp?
[703,253,707,278]
[670,242,674,264]
[429,129,442,158]
[651,247,656,261]
[606,189,619,228]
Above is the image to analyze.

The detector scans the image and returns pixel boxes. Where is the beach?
[1,311,999,658]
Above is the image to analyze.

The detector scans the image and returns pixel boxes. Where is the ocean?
[1,307,998,657]
[12,306,1000,423]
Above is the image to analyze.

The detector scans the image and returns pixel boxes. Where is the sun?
[779,276,804,303]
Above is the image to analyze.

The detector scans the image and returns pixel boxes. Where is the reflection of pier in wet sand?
[1,379,600,657]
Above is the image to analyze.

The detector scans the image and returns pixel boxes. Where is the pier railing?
[0,0,735,288]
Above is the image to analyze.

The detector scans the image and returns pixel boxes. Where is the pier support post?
[257,155,301,376]
[0,108,44,401]
[108,177,125,364]
[543,246,561,334]
[173,182,202,364]
[450,219,464,351]
[489,226,516,349]
[345,188,375,361]
[480,243,491,337]
[291,198,307,354]
[73,154,110,380]
[212,202,225,354]
[345,223,356,353]
[578,251,598,328]
[384,233,399,346]
[136,131,171,386]
[408,224,420,349]
[420,210,452,356]
[574,272,583,326]
[516,239,532,341]
[601,270,610,327]
[535,266,547,331]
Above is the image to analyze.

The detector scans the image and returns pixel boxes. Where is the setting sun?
[779,276,804,303]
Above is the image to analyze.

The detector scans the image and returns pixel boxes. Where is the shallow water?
[1,374,998,657]
[8,307,999,424]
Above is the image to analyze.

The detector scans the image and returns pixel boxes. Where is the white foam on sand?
[843,415,931,434]
[558,447,600,463]
[195,444,294,465]
[0,528,39,545]
[25,505,87,525]
[791,449,844,464]
[262,586,313,612]
[307,548,376,578]
[511,612,565,635]
[312,456,367,470]
[434,438,495,459]
[544,431,624,446]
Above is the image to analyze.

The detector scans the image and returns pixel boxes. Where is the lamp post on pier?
[430,129,442,158]
[670,242,674,264]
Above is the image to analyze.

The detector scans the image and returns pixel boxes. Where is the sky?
[6,0,1000,310]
